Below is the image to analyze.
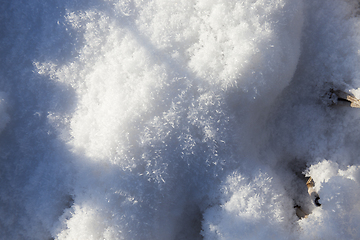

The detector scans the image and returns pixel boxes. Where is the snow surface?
[2,0,360,239]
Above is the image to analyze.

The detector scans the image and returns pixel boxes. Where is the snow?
[0,92,10,134]
[2,0,360,239]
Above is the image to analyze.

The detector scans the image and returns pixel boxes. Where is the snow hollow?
[2,0,360,239]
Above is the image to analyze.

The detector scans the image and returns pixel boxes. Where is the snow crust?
[2,0,360,239]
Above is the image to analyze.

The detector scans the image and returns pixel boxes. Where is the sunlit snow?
[2,0,360,239]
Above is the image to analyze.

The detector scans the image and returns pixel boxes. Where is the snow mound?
[202,168,297,240]
[300,160,360,239]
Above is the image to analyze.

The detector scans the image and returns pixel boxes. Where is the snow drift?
[1,0,360,239]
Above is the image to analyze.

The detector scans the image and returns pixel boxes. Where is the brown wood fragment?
[306,177,321,206]
[331,89,360,108]
[295,205,308,219]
